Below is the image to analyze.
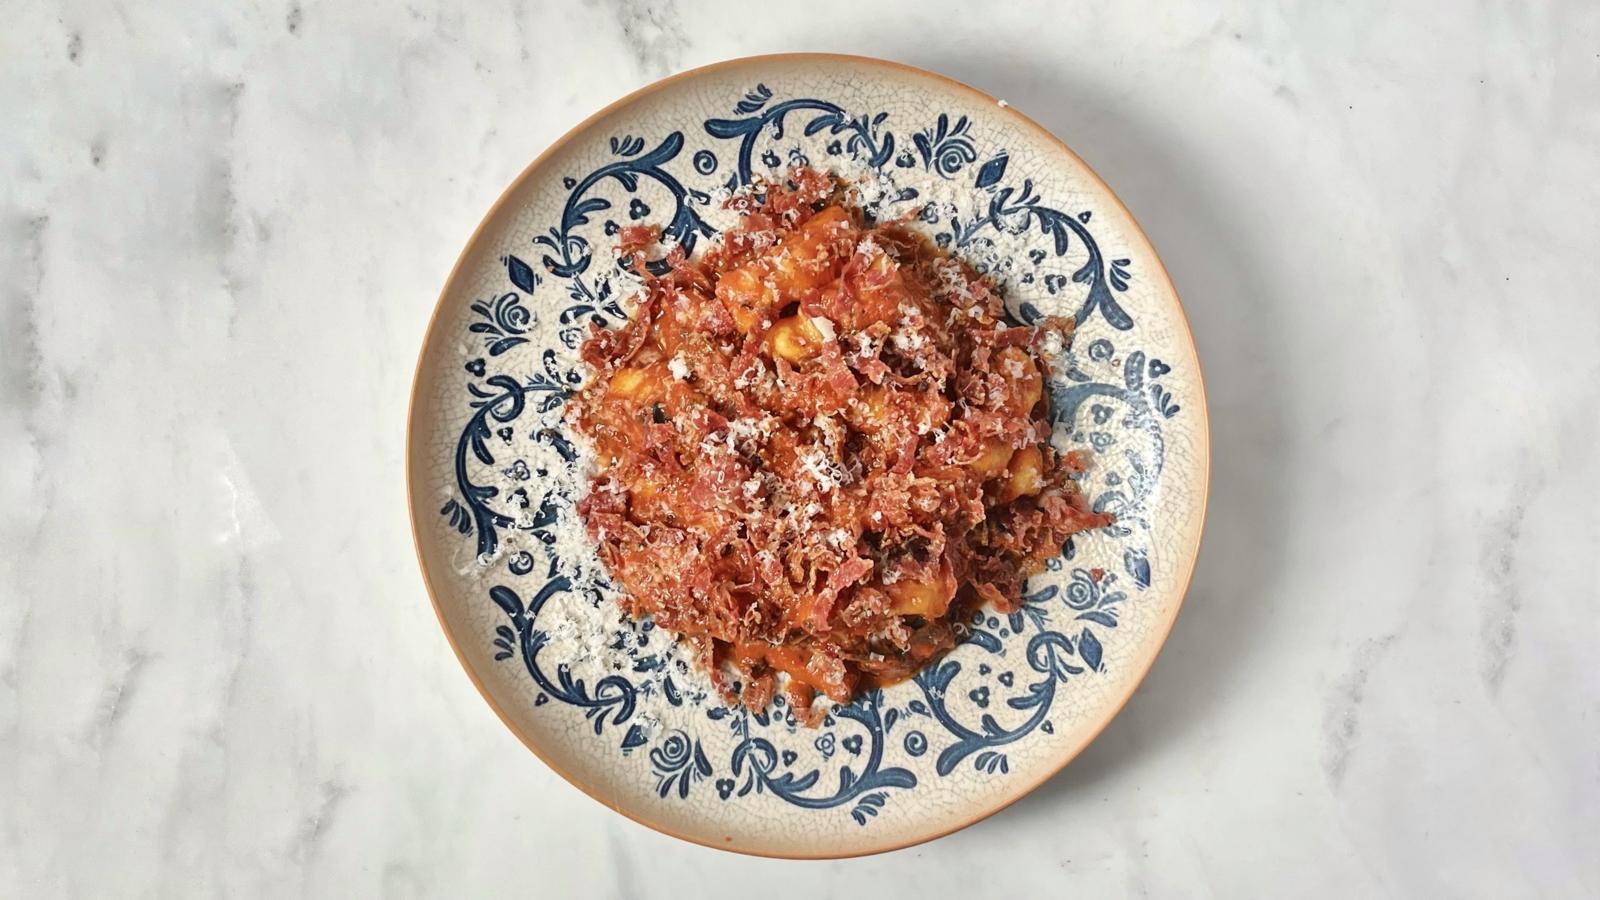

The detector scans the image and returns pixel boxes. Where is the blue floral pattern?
[436,83,1186,827]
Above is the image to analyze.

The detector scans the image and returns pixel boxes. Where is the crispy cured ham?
[570,167,1111,720]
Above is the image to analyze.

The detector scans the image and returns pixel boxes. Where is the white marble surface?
[3,1,1598,895]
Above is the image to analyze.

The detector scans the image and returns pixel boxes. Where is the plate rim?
[405,51,1211,859]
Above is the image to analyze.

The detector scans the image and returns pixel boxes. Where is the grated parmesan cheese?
[826,528,853,551]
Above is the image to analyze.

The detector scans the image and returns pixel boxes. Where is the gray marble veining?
[2,1,1597,896]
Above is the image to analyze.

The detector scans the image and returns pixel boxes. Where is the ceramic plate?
[408,54,1208,858]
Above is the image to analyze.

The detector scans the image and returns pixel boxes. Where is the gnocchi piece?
[650,289,714,355]
[767,315,825,363]
[846,241,908,330]
[997,347,1043,413]
[714,266,778,333]
[886,575,955,618]
[970,441,1014,477]
[770,205,851,292]
[843,387,890,433]
[996,446,1044,502]
[716,206,855,332]
[607,366,668,403]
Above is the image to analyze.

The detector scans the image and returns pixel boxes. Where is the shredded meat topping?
[570,167,1112,720]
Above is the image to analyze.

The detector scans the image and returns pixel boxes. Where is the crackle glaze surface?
[409,56,1207,856]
